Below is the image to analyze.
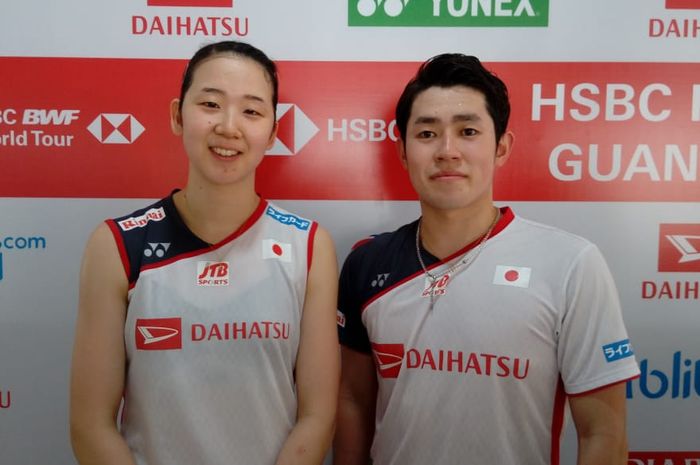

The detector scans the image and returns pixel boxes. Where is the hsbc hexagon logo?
[87,113,145,144]
[266,103,319,156]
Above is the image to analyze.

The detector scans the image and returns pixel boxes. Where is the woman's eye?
[201,101,219,109]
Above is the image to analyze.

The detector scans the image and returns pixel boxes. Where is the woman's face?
[171,54,277,188]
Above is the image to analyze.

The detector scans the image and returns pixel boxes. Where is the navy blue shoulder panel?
[108,194,209,285]
[338,219,439,352]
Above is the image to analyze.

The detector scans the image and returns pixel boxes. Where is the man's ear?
[170,99,183,136]
[396,137,408,169]
[495,131,514,168]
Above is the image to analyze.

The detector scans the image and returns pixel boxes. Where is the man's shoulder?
[346,221,417,266]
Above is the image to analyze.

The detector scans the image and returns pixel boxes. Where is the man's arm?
[569,382,629,465]
[333,345,377,465]
[70,223,136,465]
[275,226,340,465]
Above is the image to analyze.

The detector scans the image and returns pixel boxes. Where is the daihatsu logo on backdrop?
[132,0,247,37]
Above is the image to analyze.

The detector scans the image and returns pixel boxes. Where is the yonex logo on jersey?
[337,310,346,328]
[493,265,531,288]
[658,224,700,272]
[262,239,292,263]
[371,273,389,287]
[603,339,634,363]
[421,274,449,297]
[87,113,145,144]
[118,207,166,231]
[197,261,230,286]
[372,343,405,379]
[144,242,170,258]
[147,0,232,6]
[136,318,182,350]
[265,206,311,231]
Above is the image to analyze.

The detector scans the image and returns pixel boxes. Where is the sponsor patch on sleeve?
[336,310,346,328]
[265,206,311,231]
[602,339,634,362]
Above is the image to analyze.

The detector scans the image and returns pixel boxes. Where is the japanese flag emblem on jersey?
[262,239,292,263]
[493,265,531,288]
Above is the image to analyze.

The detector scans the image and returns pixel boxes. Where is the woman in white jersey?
[70,41,339,465]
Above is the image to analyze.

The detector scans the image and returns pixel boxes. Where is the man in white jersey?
[334,54,640,465]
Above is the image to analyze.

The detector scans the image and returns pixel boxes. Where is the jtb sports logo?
[135,318,182,350]
[349,0,548,27]
[658,224,700,272]
[197,261,230,286]
[147,0,232,6]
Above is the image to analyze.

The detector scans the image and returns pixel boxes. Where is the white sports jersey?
[108,194,317,465]
[338,207,640,465]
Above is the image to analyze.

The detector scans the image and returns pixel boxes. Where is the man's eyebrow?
[412,113,482,125]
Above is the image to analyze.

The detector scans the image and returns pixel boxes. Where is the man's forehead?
[410,85,489,121]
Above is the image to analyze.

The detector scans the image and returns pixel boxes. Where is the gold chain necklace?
[415,208,500,310]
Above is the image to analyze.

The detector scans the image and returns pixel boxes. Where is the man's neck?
[419,203,499,260]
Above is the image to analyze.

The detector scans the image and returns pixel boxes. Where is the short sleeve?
[557,244,640,394]
[337,249,372,354]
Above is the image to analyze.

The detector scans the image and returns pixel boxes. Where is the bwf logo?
[135,318,182,350]
[87,113,145,144]
[147,0,232,7]
[658,224,700,272]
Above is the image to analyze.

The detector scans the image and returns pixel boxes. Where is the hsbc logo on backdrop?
[349,0,548,27]
[648,0,700,38]
[640,223,699,300]
[266,104,320,156]
[136,318,182,350]
[132,0,248,37]
[87,114,145,144]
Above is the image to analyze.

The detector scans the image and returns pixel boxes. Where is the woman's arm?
[276,226,340,465]
[69,223,136,465]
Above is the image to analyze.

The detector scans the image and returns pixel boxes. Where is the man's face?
[399,85,512,215]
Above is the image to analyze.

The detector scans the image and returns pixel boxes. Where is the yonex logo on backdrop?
[266,104,319,156]
[118,208,166,231]
[87,114,145,144]
[136,318,182,350]
[349,0,548,27]
[147,0,232,7]
[265,206,311,231]
[658,224,700,272]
